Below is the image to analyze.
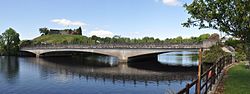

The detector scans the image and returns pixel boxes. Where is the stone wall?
[203,33,220,48]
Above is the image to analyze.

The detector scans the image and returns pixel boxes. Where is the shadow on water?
[128,51,199,72]
[40,55,118,68]
[19,51,120,67]
[0,56,19,83]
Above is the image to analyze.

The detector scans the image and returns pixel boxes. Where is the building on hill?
[203,33,220,48]
[39,27,82,35]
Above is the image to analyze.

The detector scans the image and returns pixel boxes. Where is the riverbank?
[215,61,250,94]
[224,61,250,93]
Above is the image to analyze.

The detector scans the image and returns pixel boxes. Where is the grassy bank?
[224,62,250,94]
[32,34,91,44]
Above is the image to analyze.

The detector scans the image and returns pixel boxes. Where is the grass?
[33,34,88,44]
[224,62,250,94]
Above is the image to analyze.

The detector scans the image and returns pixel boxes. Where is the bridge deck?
[20,44,202,62]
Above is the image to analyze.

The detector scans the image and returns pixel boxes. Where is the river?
[0,51,198,94]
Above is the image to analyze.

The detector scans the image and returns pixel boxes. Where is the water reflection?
[29,57,196,82]
[40,55,119,67]
[0,57,19,83]
[19,57,197,93]
[158,51,198,66]
[128,51,198,72]
[84,55,118,66]
[0,52,199,94]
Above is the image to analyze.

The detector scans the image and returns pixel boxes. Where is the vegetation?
[0,28,20,55]
[39,27,49,35]
[22,33,211,46]
[203,45,230,63]
[0,35,4,55]
[225,38,247,61]
[183,0,250,60]
[224,62,250,94]
[39,27,82,35]
[32,34,92,45]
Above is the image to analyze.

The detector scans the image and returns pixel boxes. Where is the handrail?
[177,54,232,94]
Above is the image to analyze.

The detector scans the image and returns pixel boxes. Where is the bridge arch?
[19,50,37,57]
[22,49,120,58]
[39,50,119,58]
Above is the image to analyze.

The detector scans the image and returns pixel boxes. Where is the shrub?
[203,45,230,63]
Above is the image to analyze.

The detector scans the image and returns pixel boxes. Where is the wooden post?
[197,48,203,94]
[186,83,190,94]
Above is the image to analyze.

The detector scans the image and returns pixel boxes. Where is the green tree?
[175,36,183,43]
[198,34,210,42]
[0,35,4,55]
[1,28,20,55]
[39,27,49,35]
[183,0,250,59]
[20,40,33,47]
[91,35,100,44]
[76,27,82,35]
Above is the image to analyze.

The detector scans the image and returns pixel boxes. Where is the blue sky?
[0,0,218,40]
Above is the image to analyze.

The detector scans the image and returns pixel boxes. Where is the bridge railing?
[177,55,232,94]
[21,44,202,49]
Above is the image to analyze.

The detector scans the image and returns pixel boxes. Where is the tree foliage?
[183,0,250,43]
[39,27,82,35]
[0,28,20,55]
[29,33,211,45]
[0,35,4,55]
[203,45,230,63]
[39,27,49,35]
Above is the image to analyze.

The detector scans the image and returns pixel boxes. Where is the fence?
[177,54,232,94]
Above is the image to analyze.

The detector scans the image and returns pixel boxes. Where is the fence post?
[197,48,203,94]
[186,83,190,94]
[205,73,208,93]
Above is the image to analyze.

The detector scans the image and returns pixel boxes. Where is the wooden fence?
[177,55,232,94]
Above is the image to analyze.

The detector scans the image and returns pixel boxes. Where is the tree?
[76,27,82,35]
[1,28,20,55]
[198,34,210,42]
[175,36,183,43]
[39,27,49,35]
[183,0,250,59]
[0,35,4,55]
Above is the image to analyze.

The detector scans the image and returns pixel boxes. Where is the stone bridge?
[20,44,204,62]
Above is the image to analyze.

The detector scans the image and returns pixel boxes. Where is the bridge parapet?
[21,44,203,50]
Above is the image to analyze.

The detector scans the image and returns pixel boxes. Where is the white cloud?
[162,0,181,6]
[89,29,114,38]
[51,19,86,26]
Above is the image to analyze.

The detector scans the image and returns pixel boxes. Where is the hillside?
[32,35,92,45]
[20,33,212,46]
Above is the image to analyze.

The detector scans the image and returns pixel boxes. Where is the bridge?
[20,44,205,62]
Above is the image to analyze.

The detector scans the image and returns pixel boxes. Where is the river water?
[0,51,198,94]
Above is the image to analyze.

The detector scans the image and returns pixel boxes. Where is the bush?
[203,45,230,63]
[235,51,247,62]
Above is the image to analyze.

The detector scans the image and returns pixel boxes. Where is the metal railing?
[177,55,232,94]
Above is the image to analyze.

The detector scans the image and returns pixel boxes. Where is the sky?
[0,0,219,40]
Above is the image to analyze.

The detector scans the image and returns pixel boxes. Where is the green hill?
[32,35,94,45]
